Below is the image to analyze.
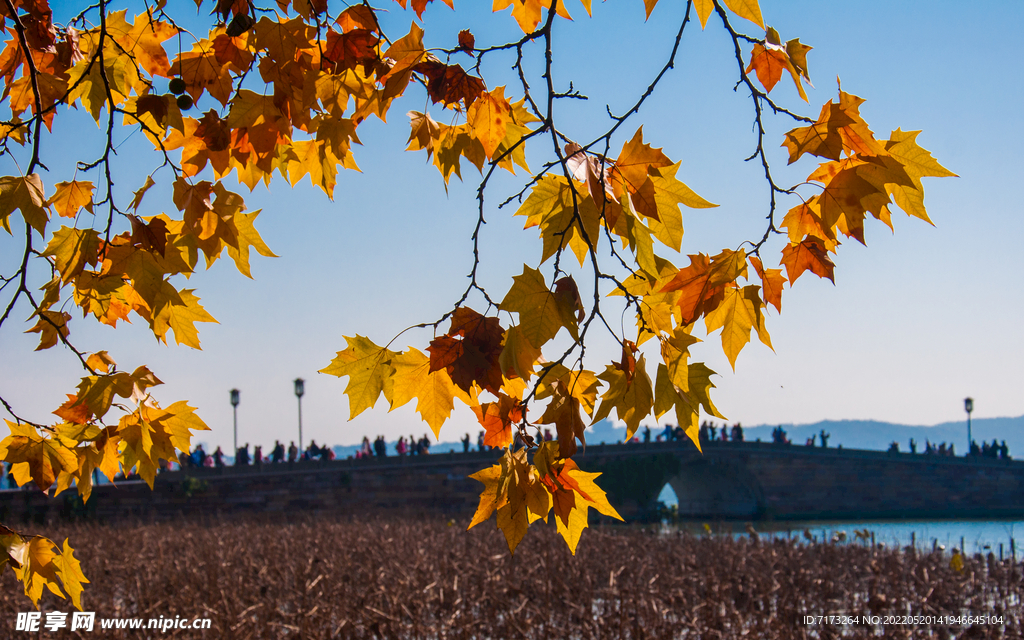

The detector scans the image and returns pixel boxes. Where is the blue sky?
[1,0,1021,451]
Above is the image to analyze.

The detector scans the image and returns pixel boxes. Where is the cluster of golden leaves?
[322,1,952,552]
[0,0,953,606]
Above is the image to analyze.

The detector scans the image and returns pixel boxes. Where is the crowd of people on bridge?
[968,439,1011,459]
[177,440,335,470]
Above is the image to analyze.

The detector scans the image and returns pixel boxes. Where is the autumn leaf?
[498,324,541,381]
[337,5,379,33]
[395,0,454,19]
[466,87,511,159]
[723,0,763,28]
[659,249,747,324]
[11,536,66,607]
[467,463,502,530]
[546,459,622,554]
[592,353,654,441]
[781,236,836,284]
[612,127,672,217]
[169,38,233,105]
[106,10,178,78]
[499,265,570,349]
[387,348,469,438]
[427,307,505,397]
[472,392,523,449]
[750,255,785,313]
[704,285,772,370]
[536,377,588,459]
[746,43,788,93]
[457,29,475,53]
[24,310,71,351]
[0,174,47,236]
[0,422,78,493]
[515,174,602,265]
[48,181,95,219]
[53,540,89,610]
[225,210,277,278]
[43,226,101,284]
[151,289,218,349]
[415,60,485,108]
[320,335,399,419]
[324,29,379,71]
[53,395,92,425]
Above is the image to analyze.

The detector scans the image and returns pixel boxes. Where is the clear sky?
[1,0,1021,452]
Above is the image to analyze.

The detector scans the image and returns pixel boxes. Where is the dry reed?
[0,515,1019,639]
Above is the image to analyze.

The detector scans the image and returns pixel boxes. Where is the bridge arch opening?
[657,482,678,508]
[666,459,764,520]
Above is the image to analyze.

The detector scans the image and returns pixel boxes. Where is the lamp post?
[964,397,974,454]
[294,378,305,451]
[230,389,240,453]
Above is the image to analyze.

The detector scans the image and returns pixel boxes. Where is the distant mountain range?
[330,415,1024,460]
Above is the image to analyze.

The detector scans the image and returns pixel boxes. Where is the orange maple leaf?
[472,393,523,449]
[780,237,835,284]
[750,256,785,314]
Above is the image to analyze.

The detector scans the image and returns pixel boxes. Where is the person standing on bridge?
[730,423,744,442]
[462,433,471,453]
[287,441,298,463]
[643,426,651,443]
[396,436,407,457]
[819,430,830,448]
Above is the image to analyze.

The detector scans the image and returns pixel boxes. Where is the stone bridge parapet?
[2,441,1022,525]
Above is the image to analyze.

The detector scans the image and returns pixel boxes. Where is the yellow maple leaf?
[225,210,277,278]
[467,464,502,530]
[53,540,89,610]
[24,310,71,351]
[499,265,567,349]
[0,174,47,237]
[703,285,772,370]
[387,348,469,438]
[499,324,541,381]
[47,181,95,219]
[0,422,79,493]
[105,10,178,78]
[320,336,399,419]
[12,536,66,607]
[151,289,218,349]
[592,354,654,441]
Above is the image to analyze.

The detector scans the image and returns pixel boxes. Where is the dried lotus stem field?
[0,516,1020,639]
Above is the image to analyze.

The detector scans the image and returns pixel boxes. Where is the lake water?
[657,485,1024,555]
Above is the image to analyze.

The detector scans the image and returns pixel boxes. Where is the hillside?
[324,415,1024,461]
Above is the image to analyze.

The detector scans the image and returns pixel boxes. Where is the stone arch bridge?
[3,441,1023,525]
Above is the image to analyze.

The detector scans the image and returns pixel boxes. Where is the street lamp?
[294,378,305,451]
[230,389,240,453]
[964,397,973,454]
